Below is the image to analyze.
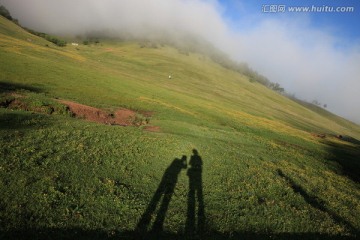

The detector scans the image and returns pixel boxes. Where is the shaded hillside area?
[1,16,360,239]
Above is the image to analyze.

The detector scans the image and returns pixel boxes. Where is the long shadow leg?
[186,176,196,236]
[186,149,205,237]
[197,182,205,235]
[152,184,175,233]
[136,182,165,233]
[136,156,187,236]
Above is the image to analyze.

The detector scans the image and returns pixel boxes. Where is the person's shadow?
[185,149,205,237]
[136,155,187,236]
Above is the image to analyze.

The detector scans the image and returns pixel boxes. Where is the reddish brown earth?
[59,100,138,126]
[1,92,159,129]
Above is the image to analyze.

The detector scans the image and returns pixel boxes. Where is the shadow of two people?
[136,149,204,236]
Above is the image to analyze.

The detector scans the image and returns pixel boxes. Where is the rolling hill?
[0,16,359,239]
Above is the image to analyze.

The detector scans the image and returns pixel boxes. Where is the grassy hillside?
[1,16,360,239]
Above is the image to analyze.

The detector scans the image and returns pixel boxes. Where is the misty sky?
[2,0,360,123]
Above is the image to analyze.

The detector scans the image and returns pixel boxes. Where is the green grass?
[0,16,360,239]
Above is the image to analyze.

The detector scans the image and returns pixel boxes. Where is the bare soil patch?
[59,100,141,126]
[0,92,157,128]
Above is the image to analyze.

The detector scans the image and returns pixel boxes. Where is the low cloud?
[2,0,360,123]
[232,19,360,123]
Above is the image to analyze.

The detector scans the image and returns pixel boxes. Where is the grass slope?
[1,16,360,239]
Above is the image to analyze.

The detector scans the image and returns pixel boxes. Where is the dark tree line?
[25,28,67,47]
[0,5,18,24]
[209,52,285,93]
[0,5,12,20]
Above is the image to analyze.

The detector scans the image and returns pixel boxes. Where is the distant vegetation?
[0,5,18,24]
[82,38,100,45]
[1,5,66,47]
[0,5,12,20]
[208,51,286,93]
[25,28,67,47]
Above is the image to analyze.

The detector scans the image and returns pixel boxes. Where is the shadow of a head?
[174,155,187,170]
[190,149,202,169]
